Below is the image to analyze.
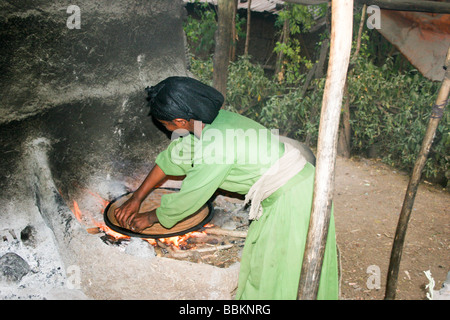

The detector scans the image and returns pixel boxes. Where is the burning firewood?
[186,235,221,245]
[204,227,247,238]
[155,238,233,259]
[156,239,174,255]
[86,227,101,235]
[170,244,234,259]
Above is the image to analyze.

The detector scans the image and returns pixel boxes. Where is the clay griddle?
[104,188,214,238]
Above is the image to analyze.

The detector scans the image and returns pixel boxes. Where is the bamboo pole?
[385,47,450,300]
[297,0,353,300]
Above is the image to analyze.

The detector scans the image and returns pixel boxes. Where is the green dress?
[155,110,339,300]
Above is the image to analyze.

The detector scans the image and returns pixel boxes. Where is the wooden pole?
[275,16,290,79]
[297,0,353,300]
[351,4,367,65]
[244,0,252,56]
[385,47,450,300]
[230,0,238,62]
[304,4,330,146]
[213,0,235,100]
[337,4,366,158]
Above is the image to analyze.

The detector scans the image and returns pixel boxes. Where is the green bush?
[186,37,448,186]
[226,56,280,115]
[253,78,324,142]
[348,58,448,181]
[188,54,214,86]
[184,1,217,56]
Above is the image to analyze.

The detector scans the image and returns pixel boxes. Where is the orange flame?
[156,231,206,247]
[71,193,130,241]
[72,201,83,223]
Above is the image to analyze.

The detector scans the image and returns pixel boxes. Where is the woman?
[114,76,339,300]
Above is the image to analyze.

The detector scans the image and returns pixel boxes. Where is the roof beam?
[356,0,450,14]
[284,0,450,14]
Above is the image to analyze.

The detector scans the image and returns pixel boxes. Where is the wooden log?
[186,235,221,245]
[153,245,164,257]
[204,227,248,238]
[170,244,234,259]
[156,239,174,253]
[385,47,450,300]
[156,237,233,259]
[86,227,101,234]
[297,0,353,300]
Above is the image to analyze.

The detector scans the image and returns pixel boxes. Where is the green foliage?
[275,3,325,33]
[184,1,246,57]
[348,58,447,180]
[273,4,323,84]
[184,1,217,55]
[274,38,313,84]
[256,78,324,140]
[185,4,448,184]
[188,54,214,85]
[226,56,279,115]
[234,13,247,43]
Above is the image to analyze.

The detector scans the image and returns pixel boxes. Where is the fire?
[152,231,206,248]
[97,221,131,240]
[84,192,130,241]
[70,193,130,241]
[72,200,83,222]
[69,191,211,250]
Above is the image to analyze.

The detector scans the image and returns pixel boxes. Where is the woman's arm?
[114,164,166,229]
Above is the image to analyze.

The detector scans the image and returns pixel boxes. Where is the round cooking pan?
[103,188,214,239]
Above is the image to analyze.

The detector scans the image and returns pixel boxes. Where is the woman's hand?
[114,195,142,230]
[114,164,166,231]
[127,209,158,233]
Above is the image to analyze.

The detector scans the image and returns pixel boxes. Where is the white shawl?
[244,142,307,220]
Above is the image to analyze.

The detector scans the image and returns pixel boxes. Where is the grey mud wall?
[0,0,189,192]
[0,0,240,299]
[1,0,187,123]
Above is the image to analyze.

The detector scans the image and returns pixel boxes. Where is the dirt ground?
[333,156,449,300]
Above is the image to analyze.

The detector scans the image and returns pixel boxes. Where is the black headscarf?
[145,76,224,124]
